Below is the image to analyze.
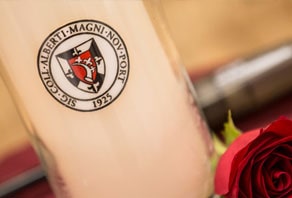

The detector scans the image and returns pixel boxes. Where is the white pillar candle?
[0,1,213,197]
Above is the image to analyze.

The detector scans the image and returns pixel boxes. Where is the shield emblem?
[56,38,105,93]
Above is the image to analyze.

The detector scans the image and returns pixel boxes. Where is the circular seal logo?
[38,20,129,111]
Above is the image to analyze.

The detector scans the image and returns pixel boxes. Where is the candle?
[0,1,213,197]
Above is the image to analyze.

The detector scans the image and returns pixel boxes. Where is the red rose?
[215,117,292,198]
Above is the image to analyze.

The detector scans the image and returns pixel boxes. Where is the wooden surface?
[2,0,292,159]
[0,77,28,159]
[163,0,292,71]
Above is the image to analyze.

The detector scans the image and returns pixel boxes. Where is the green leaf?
[221,110,241,146]
[213,133,227,156]
[211,133,227,172]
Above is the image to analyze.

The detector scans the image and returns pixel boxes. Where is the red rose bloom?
[215,117,292,198]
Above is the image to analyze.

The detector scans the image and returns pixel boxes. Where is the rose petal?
[273,170,291,190]
[236,190,249,198]
[248,135,292,164]
[238,157,256,197]
[227,136,291,197]
[265,154,282,171]
[264,118,292,137]
[268,169,292,198]
[273,143,292,160]
[245,142,292,197]
[214,129,260,194]
[215,117,292,196]
[227,134,276,196]
[258,161,271,197]
[255,146,275,164]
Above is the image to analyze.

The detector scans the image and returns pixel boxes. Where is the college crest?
[37,20,129,111]
[56,38,105,93]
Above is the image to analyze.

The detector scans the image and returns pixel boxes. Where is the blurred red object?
[0,145,54,198]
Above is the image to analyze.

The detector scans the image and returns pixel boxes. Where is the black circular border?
[37,19,130,112]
